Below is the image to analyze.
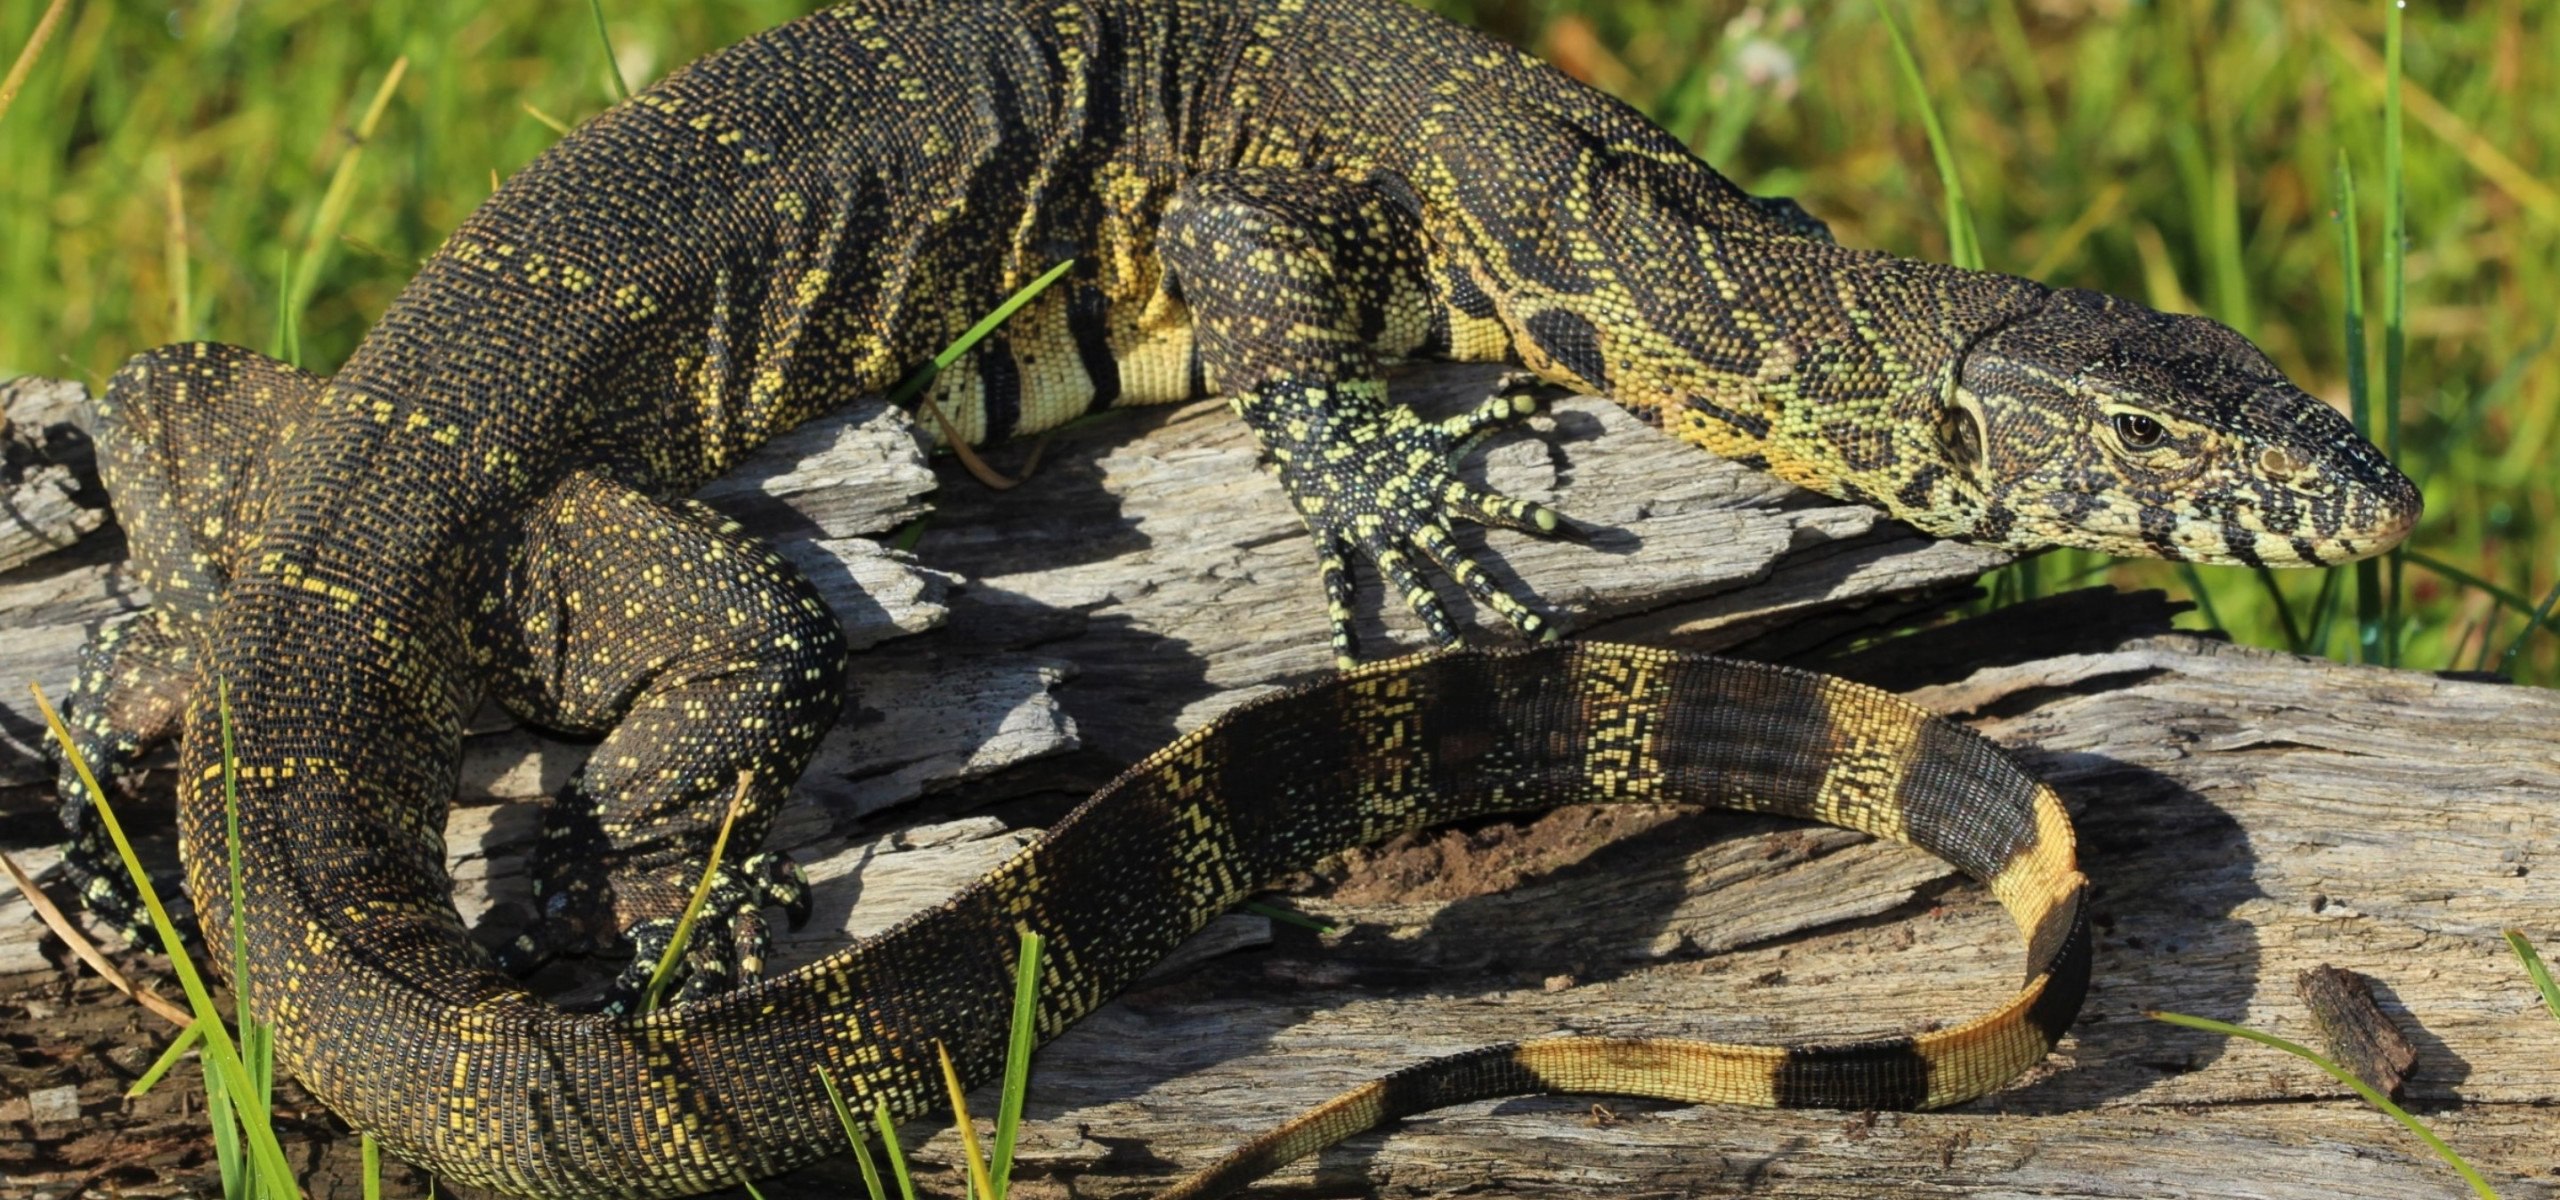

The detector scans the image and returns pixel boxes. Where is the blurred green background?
[2,0,2552,678]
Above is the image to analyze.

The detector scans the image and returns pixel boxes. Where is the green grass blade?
[521,102,574,136]
[2251,566,2308,655]
[889,514,931,552]
[2303,561,2346,659]
[2494,577,2560,675]
[2445,614,2484,673]
[2175,563,2229,636]
[162,164,193,342]
[2411,324,2555,492]
[816,1065,893,1200]
[2148,1011,2497,1199]
[989,929,1045,1199]
[30,685,302,1196]
[1873,0,1981,270]
[2379,0,2408,666]
[741,1182,768,1200]
[127,1021,205,1098]
[0,0,71,127]
[2508,931,2560,1022]
[587,0,631,101]
[272,248,300,368]
[886,259,1077,408]
[362,1134,383,1200]
[871,1094,920,1200]
[640,772,754,1014]
[209,1061,246,1198]
[286,57,409,336]
[218,682,263,1103]
[2403,551,2560,654]
[2334,149,2383,666]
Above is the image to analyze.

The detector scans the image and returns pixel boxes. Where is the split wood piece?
[2297,964,2420,1098]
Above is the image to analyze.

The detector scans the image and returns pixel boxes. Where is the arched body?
[54,1,2412,1195]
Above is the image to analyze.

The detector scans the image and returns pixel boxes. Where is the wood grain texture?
[4,365,2551,1198]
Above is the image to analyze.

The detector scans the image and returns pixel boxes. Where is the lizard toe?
[1251,380,1576,659]
[741,850,812,932]
[1439,371,1566,449]
[596,853,802,1011]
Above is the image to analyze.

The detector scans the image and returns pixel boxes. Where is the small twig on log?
[0,848,193,1028]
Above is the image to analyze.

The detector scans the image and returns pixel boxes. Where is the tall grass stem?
[30,684,302,1196]
[2509,931,2560,1022]
[1872,1,1980,271]
[0,0,71,125]
[588,0,633,100]
[287,57,410,332]
[2334,151,2382,664]
[990,929,1045,1198]
[2380,0,2409,665]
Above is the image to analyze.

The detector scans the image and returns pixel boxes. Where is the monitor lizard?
[48,0,2417,1194]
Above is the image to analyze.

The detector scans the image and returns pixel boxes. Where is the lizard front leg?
[467,470,844,1011]
[54,611,198,950]
[1161,169,1569,667]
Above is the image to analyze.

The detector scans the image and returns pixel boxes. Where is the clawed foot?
[1245,373,1580,666]
[493,849,811,1013]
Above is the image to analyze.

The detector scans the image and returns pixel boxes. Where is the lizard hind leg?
[1161,169,1572,668]
[465,470,845,1011]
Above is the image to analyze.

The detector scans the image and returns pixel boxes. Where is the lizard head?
[1934,288,2420,566]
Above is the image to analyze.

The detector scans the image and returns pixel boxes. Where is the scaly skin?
[52,0,2413,1195]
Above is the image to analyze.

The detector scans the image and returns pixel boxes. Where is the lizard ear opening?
[1935,393,1990,487]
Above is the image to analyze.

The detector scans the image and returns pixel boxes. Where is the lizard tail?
[1150,645,2089,1199]
[217,641,2084,1198]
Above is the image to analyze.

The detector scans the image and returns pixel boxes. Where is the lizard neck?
[1559,234,2050,543]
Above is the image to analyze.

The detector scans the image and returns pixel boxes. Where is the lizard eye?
[2112,412,2166,449]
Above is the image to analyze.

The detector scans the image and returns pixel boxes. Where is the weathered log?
[865,629,2554,1200]
[6,364,2553,1199]
[0,361,1999,958]
[0,377,106,575]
